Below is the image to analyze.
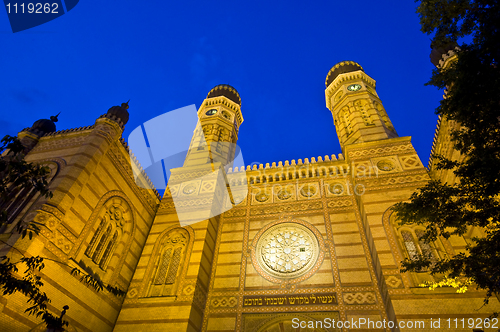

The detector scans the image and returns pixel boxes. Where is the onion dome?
[207,84,241,105]
[325,61,364,87]
[106,101,130,125]
[29,113,59,135]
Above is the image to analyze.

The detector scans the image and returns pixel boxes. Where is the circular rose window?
[300,185,316,197]
[255,192,269,202]
[377,160,395,172]
[183,184,196,195]
[256,223,320,279]
[277,189,292,200]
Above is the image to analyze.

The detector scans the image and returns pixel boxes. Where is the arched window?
[354,100,374,126]
[341,108,353,136]
[154,248,172,285]
[392,226,442,287]
[401,230,419,261]
[0,161,59,229]
[374,101,395,131]
[85,205,124,270]
[100,230,118,269]
[149,228,188,297]
[400,229,438,264]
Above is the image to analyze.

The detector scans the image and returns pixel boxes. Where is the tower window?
[400,229,438,264]
[85,205,125,270]
[154,248,172,285]
[149,229,188,297]
[222,110,231,119]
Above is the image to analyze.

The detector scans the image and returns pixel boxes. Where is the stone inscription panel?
[243,292,336,307]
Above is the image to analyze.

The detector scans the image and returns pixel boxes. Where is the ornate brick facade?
[1,63,499,332]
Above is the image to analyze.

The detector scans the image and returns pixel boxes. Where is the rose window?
[377,160,395,172]
[256,223,319,279]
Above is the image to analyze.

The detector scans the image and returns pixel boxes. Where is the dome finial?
[50,112,60,123]
[121,100,130,110]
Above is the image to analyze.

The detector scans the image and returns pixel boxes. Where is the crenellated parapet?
[225,153,350,187]
[40,125,95,136]
[227,153,345,173]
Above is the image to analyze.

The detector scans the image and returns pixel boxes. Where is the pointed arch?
[383,206,445,287]
[73,191,136,283]
[145,226,193,298]
[0,158,64,232]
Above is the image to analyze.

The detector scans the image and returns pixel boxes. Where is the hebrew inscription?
[243,293,336,307]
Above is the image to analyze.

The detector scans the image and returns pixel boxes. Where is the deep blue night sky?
[1,1,443,175]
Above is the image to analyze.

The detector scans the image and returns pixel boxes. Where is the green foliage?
[0,135,125,330]
[393,0,500,303]
[0,255,66,328]
[0,135,52,237]
[70,261,126,297]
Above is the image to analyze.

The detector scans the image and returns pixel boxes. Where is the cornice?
[108,142,160,215]
[325,71,377,109]
[201,96,244,126]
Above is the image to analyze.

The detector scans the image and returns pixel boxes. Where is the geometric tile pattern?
[223,208,247,218]
[362,174,428,188]
[326,198,353,208]
[399,155,422,170]
[182,284,195,296]
[342,292,377,305]
[384,275,404,288]
[199,180,215,194]
[210,296,238,308]
[348,143,413,158]
[168,184,179,197]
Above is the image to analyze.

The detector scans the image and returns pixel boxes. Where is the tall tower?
[168,84,246,223]
[114,85,245,332]
[325,61,397,148]
[183,84,244,168]
[428,45,461,184]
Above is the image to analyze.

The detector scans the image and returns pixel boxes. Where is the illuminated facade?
[1,59,499,332]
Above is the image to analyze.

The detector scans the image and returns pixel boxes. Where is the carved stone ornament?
[277,189,292,200]
[300,185,316,197]
[108,205,125,227]
[164,232,187,246]
[182,184,196,195]
[256,223,319,279]
[255,192,269,202]
[328,183,344,195]
[376,159,395,172]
